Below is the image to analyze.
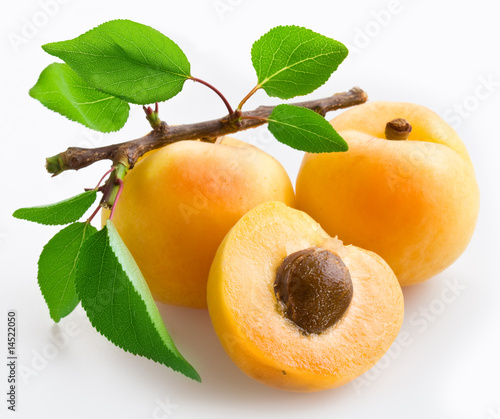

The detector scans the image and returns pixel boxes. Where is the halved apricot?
[207,201,404,392]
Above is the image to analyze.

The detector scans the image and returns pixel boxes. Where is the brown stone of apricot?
[274,247,353,334]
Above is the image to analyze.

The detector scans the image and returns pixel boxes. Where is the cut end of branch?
[46,154,68,176]
[351,86,368,103]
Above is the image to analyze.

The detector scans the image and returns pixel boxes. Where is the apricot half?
[106,137,295,308]
[207,201,404,392]
[296,101,480,286]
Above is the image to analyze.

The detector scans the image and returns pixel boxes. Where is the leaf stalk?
[237,84,260,111]
[190,77,234,115]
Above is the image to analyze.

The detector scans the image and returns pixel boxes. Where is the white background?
[1,1,499,418]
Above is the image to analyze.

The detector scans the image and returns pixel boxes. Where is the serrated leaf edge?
[252,25,349,98]
[29,63,130,133]
[13,190,98,226]
[267,104,348,152]
[38,222,96,322]
[42,19,192,105]
[75,224,201,382]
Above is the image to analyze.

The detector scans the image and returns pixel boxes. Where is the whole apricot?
[106,137,295,308]
[296,101,480,286]
[207,201,403,392]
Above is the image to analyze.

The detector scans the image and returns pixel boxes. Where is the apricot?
[106,137,295,308]
[296,102,480,286]
[207,201,404,392]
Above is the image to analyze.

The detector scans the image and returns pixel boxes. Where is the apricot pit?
[274,247,353,334]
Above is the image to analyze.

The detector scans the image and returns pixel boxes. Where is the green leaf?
[13,190,97,226]
[29,63,130,133]
[267,104,348,153]
[42,19,191,105]
[251,25,348,99]
[75,221,200,381]
[38,222,97,322]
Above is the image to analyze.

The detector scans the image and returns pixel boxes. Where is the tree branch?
[46,87,368,176]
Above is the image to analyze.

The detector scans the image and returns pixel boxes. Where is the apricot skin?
[296,102,480,286]
[106,137,295,308]
[207,201,404,392]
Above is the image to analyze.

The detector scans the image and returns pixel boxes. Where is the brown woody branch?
[46,87,368,176]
